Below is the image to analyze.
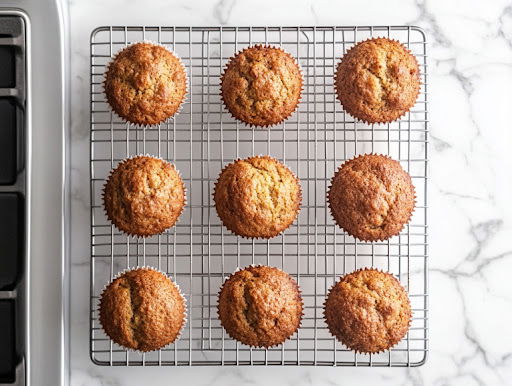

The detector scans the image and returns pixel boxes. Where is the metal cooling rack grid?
[90,26,428,367]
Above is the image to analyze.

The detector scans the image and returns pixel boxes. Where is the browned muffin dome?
[103,155,185,237]
[327,154,415,241]
[218,266,303,347]
[104,42,187,125]
[214,156,301,238]
[99,268,186,352]
[324,269,411,353]
[221,45,302,126]
[334,38,420,123]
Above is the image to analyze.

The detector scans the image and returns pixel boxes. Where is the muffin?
[214,155,301,238]
[218,265,303,347]
[221,45,302,127]
[324,268,411,353]
[334,37,420,123]
[99,268,186,352]
[104,42,187,125]
[327,154,415,241]
[103,155,185,237]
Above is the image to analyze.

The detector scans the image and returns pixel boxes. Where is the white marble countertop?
[69,0,512,384]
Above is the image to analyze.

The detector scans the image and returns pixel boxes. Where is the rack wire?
[89,26,428,367]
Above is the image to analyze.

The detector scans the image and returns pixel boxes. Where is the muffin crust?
[324,269,411,353]
[214,156,301,238]
[103,155,185,236]
[104,42,187,125]
[328,154,415,241]
[221,45,302,126]
[334,38,420,123]
[99,268,186,352]
[218,266,303,347]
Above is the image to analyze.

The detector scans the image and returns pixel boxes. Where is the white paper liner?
[97,266,188,354]
[323,267,412,354]
[102,40,188,128]
[333,37,421,125]
[220,44,304,128]
[212,155,302,239]
[102,154,187,238]
[326,153,416,242]
[217,264,304,349]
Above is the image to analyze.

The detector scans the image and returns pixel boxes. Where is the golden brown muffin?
[99,268,186,352]
[103,155,185,237]
[214,156,301,238]
[104,42,187,125]
[218,266,303,347]
[221,45,302,126]
[334,38,420,123]
[327,154,415,241]
[324,269,411,353]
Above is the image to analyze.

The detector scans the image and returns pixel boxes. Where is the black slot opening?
[0,193,23,289]
[0,45,15,88]
[0,300,16,382]
[0,98,17,184]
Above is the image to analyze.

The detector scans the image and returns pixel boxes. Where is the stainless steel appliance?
[0,14,28,385]
[0,1,68,385]
[0,12,30,384]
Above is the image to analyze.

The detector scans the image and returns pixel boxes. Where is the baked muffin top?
[218,265,303,347]
[103,155,185,237]
[328,154,415,241]
[99,268,186,352]
[214,156,301,238]
[221,45,302,126]
[104,42,187,125]
[324,269,411,353]
[334,38,420,123]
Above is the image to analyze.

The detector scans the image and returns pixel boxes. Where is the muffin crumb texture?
[103,156,185,237]
[324,269,411,353]
[105,42,187,125]
[218,266,303,347]
[99,268,186,352]
[214,155,301,238]
[335,38,420,123]
[221,45,302,126]
[328,154,415,241]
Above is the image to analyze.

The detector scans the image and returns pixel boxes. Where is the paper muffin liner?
[323,267,412,354]
[212,155,302,239]
[97,266,188,354]
[102,40,189,128]
[333,37,422,125]
[219,44,304,128]
[326,153,416,242]
[217,264,304,349]
[102,154,187,238]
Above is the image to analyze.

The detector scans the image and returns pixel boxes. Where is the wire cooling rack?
[89,26,428,367]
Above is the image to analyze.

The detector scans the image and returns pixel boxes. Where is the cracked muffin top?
[104,42,187,125]
[99,268,186,352]
[103,155,185,237]
[334,38,420,123]
[214,156,301,238]
[221,45,302,127]
[328,154,415,241]
[324,269,411,353]
[218,265,303,347]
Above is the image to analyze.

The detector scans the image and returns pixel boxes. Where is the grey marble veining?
[69,0,512,384]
